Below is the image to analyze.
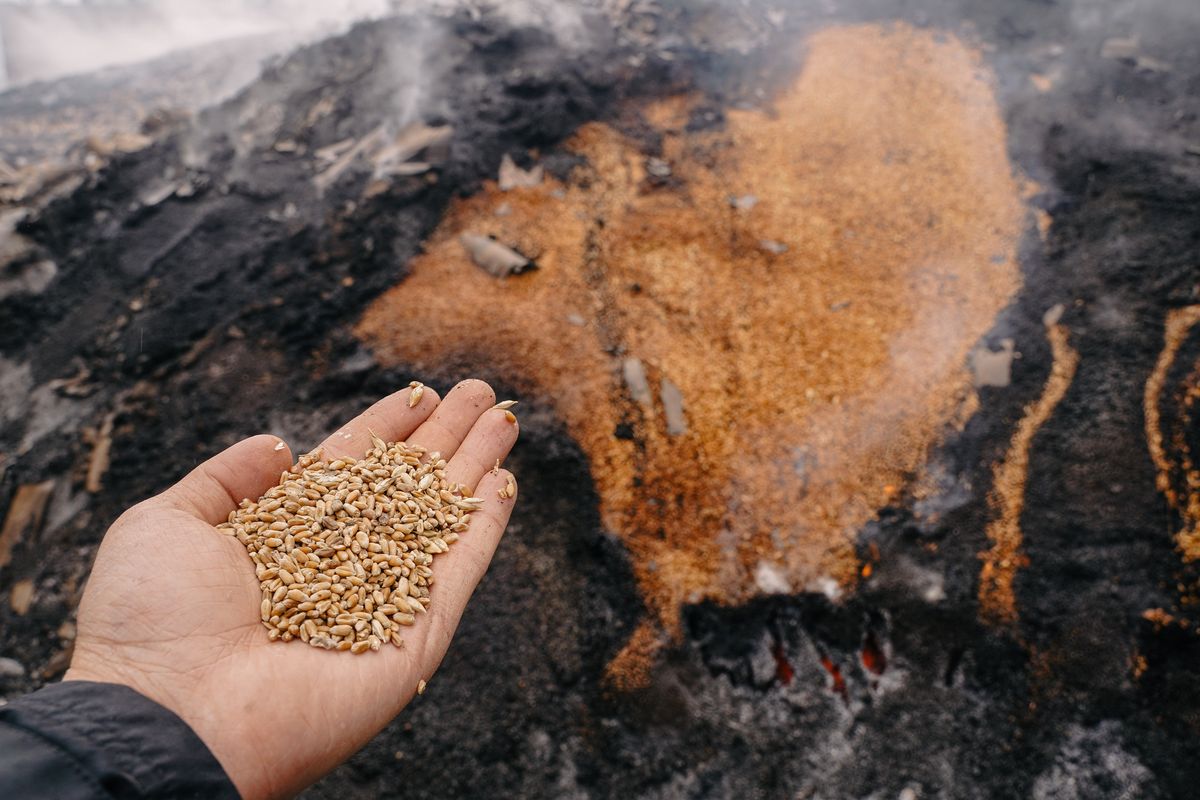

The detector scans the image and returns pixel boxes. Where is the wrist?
[65,656,258,796]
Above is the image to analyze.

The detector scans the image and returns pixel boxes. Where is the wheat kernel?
[217,435,489,654]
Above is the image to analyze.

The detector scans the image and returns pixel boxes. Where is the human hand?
[64,380,518,799]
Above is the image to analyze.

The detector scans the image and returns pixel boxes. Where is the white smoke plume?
[0,0,394,88]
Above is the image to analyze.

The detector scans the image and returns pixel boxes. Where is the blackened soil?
[3,2,1200,798]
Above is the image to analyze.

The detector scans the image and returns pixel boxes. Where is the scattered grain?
[978,309,1079,626]
[498,476,516,500]
[1145,306,1200,567]
[408,384,425,408]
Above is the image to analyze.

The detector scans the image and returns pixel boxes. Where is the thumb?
[160,434,294,524]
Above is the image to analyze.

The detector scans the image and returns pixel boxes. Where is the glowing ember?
[819,654,849,701]
[861,630,888,676]
[771,640,795,686]
[358,23,1031,677]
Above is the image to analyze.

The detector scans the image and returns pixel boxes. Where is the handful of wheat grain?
[217,432,481,654]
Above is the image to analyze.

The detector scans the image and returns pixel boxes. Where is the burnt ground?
[0,29,307,167]
[3,1,1200,798]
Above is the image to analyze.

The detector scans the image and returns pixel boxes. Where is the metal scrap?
[459,233,531,277]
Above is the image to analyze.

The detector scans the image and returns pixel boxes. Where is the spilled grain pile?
[358,23,1032,677]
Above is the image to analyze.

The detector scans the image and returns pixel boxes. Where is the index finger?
[317,383,441,460]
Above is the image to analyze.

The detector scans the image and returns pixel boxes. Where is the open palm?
[65,380,518,800]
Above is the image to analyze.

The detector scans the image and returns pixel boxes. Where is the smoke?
[383,11,443,128]
[1,0,606,160]
[0,0,394,88]
[380,1,599,127]
[485,0,591,48]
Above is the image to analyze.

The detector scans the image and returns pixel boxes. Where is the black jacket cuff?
[0,680,239,799]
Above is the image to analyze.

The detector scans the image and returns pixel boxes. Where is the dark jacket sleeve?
[0,680,239,799]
